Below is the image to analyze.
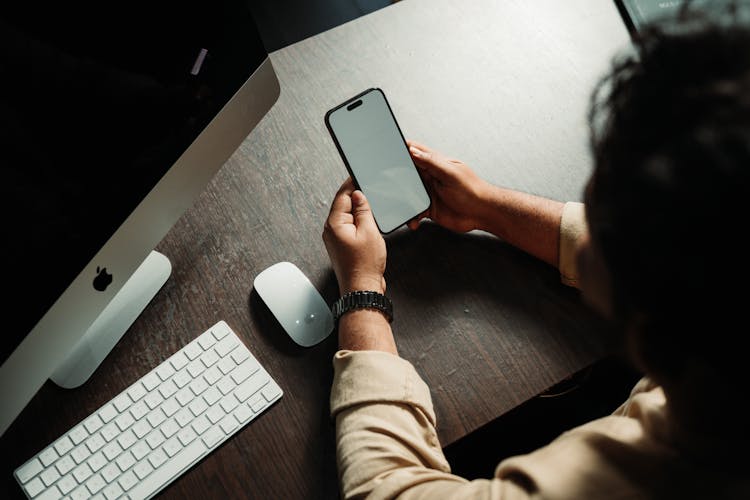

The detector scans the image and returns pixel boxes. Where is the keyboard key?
[162,397,181,417]
[70,485,90,500]
[203,366,222,385]
[103,482,124,500]
[87,451,107,472]
[231,348,251,365]
[173,370,192,389]
[211,322,230,340]
[40,466,60,486]
[148,448,168,469]
[183,341,203,360]
[68,425,89,445]
[161,418,180,438]
[131,441,151,461]
[115,412,135,432]
[84,415,104,434]
[115,450,136,472]
[191,415,211,436]
[144,391,163,410]
[132,419,152,439]
[156,363,175,381]
[163,437,182,457]
[72,463,93,483]
[198,333,217,350]
[98,404,118,425]
[175,408,193,428]
[202,428,224,448]
[117,429,137,450]
[217,356,236,375]
[147,409,167,428]
[71,444,91,465]
[190,377,209,396]
[55,455,76,475]
[234,405,253,424]
[127,440,208,499]
[146,431,165,450]
[102,441,123,462]
[189,398,208,417]
[16,457,43,483]
[170,351,189,371]
[118,470,138,491]
[141,373,160,392]
[13,322,282,500]
[127,382,148,402]
[86,433,106,453]
[158,380,178,399]
[24,477,45,497]
[177,427,197,446]
[57,473,78,494]
[39,446,59,467]
[215,336,238,357]
[53,435,74,456]
[134,460,154,480]
[113,393,132,412]
[262,383,282,402]
[86,473,106,494]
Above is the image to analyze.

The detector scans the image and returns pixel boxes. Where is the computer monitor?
[0,0,280,436]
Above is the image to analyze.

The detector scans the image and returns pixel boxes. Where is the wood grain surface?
[1,1,631,498]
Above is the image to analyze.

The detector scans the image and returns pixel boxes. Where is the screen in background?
[0,0,280,435]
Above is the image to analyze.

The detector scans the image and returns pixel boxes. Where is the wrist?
[474,182,500,233]
[339,275,385,295]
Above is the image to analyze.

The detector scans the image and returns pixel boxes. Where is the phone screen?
[325,88,431,234]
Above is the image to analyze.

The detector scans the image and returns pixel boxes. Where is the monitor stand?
[50,251,172,389]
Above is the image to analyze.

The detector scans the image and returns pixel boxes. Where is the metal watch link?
[331,290,393,324]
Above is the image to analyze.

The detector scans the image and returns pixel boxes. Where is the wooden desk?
[1,1,630,498]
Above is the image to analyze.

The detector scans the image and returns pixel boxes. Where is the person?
[321,4,750,499]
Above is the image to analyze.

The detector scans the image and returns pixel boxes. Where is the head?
[579,1,750,389]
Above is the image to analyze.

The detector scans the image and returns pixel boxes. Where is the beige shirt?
[329,202,747,499]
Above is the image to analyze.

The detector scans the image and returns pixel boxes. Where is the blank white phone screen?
[327,89,430,233]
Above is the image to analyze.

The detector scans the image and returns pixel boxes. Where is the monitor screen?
[0,0,280,434]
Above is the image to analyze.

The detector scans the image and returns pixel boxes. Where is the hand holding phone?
[325,88,431,234]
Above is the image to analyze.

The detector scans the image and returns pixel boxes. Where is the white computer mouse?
[253,261,334,347]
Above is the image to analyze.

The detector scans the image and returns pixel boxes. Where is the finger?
[409,145,454,183]
[329,178,355,218]
[351,190,379,232]
[405,139,436,154]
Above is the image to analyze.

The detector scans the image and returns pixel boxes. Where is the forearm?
[477,185,565,269]
[337,309,397,354]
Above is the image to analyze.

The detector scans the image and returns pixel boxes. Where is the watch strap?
[332,290,393,324]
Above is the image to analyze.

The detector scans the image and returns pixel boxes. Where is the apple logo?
[93,266,113,291]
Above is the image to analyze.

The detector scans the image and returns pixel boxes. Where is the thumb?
[351,190,378,231]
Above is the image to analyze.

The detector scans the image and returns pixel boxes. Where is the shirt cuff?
[559,201,588,288]
[330,350,437,426]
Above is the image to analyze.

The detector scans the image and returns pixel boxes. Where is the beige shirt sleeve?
[558,201,588,288]
[330,348,725,499]
[330,350,533,499]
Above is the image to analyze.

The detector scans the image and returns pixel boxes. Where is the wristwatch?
[331,290,393,324]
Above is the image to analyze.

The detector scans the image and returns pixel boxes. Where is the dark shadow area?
[443,353,643,479]
[384,221,616,354]
[250,0,398,51]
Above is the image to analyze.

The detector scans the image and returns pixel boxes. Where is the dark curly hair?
[585,1,750,383]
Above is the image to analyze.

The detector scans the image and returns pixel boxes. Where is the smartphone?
[325,88,431,234]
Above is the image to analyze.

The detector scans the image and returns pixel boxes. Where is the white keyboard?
[13,321,283,500]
